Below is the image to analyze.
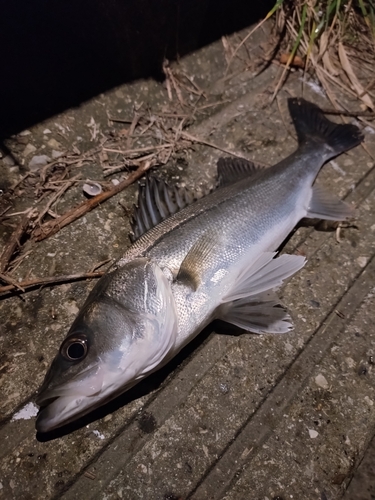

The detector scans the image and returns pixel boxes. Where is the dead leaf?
[320,32,340,76]
[338,42,374,110]
[280,53,305,68]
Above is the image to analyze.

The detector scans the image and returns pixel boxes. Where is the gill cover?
[36,258,178,432]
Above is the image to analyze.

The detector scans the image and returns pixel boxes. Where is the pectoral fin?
[217,252,306,334]
[176,232,218,290]
[306,184,356,221]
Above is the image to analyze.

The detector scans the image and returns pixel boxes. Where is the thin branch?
[32,160,153,242]
[0,210,33,273]
[35,174,81,225]
[127,111,141,149]
[0,272,25,292]
[180,131,249,160]
[103,144,173,155]
[319,108,375,117]
[0,270,105,295]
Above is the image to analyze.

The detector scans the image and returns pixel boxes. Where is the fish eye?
[60,335,88,362]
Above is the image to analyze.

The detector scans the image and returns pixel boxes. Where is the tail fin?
[288,98,363,156]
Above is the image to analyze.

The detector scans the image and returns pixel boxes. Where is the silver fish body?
[36,99,363,432]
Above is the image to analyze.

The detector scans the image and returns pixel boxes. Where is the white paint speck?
[12,402,39,421]
[308,429,319,439]
[315,374,329,389]
[356,256,368,268]
[300,77,325,97]
[364,396,374,407]
[139,464,147,474]
[92,430,105,440]
[329,161,346,176]
[364,125,375,134]
[345,357,355,368]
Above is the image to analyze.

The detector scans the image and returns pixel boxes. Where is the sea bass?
[36,99,363,432]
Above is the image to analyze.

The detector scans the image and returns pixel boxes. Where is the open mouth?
[35,393,88,433]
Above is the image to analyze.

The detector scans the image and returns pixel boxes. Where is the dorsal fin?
[129,176,209,242]
[217,157,264,187]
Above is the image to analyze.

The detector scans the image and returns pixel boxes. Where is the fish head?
[36,258,178,432]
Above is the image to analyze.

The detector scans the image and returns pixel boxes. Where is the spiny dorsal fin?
[129,176,209,242]
[217,157,265,187]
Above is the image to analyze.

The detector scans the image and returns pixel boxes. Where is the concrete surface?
[1,22,375,500]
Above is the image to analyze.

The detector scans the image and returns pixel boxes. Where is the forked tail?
[288,98,364,156]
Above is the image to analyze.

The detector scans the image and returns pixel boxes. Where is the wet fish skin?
[36,99,363,432]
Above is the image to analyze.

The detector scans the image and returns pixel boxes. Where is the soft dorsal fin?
[129,176,208,242]
[217,157,264,187]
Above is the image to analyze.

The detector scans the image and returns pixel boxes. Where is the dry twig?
[0,270,105,295]
[32,160,153,242]
[0,210,34,273]
[180,131,249,160]
[35,174,81,226]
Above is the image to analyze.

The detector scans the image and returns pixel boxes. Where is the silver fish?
[36,99,363,432]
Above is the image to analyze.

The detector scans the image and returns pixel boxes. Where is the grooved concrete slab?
[1,22,375,500]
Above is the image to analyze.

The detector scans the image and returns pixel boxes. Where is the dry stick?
[103,143,172,155]
[179,131,249,160]
[107,116,133,123]
[0,271,105,295]
[102,153,156,177]
[0,211,32,273]
[89,258,112,273]
[0,272,25,292]
[319,108,375,117]
[9,250,33,274]
[10,172,31,191]
[225,16,268,75]
[127,112,141,149]
[35,174,81,226]
[32,160,153,242]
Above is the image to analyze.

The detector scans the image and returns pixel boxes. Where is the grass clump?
[271,0,375,108]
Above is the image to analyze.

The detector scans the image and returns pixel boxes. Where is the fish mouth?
[35,364,106,433]
[36,395,83,433]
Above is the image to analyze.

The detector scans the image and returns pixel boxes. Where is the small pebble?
[315,374,329,390]
[28,155,51,171]
[364,396,374,406]
[309,429,319,439]
[3,155,15,166]
[23,143,37,156]
[48,138,62,149]
[51,150,63,159]
[356,256,368,268]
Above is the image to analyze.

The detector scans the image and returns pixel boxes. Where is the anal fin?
[306,184,357,221]
[218,291,293,334]
[217,252,306,334]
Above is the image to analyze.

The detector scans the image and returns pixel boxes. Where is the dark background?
[0,0,275,141]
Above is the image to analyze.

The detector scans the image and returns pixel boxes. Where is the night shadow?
[1,0,276,141]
